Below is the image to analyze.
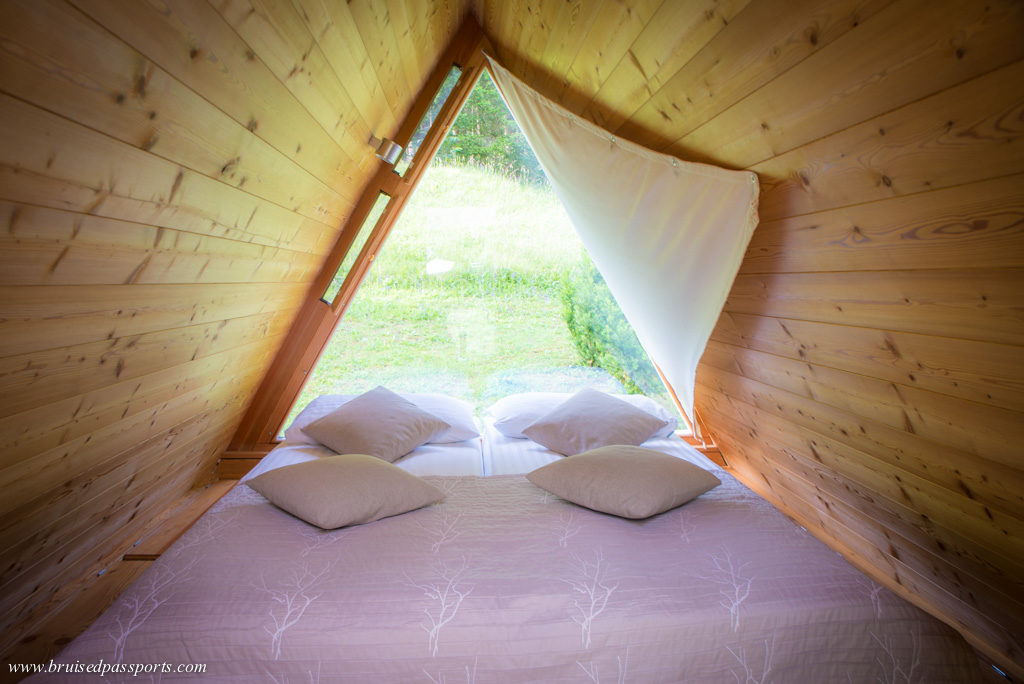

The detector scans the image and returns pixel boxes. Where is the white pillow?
[522,389,669,455]
[489,391,677,439]
[286,391,479,444]
[303,387,449,462]
[526,445,720,519]
[247,454,444,529]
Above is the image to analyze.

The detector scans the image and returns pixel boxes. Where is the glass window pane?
[321,192,390,305]
[394,65,462,176]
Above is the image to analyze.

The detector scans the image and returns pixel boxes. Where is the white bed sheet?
[240,437,484,482]
[481,418,716,475]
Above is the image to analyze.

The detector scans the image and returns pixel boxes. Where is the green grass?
[284,161,671,432]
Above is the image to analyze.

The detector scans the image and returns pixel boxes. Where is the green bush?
[559,260,662,396]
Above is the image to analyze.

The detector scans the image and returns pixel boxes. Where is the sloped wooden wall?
[477,0,1024,672]
[0,0,467,657]
[2,0,1021,675]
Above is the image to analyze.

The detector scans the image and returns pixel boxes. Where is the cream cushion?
[303,386,450,462]
[526,445,720,519]
[247,453,444,529]
[286,392,478,444]
[522,388,669,455]
[489,391,677,439]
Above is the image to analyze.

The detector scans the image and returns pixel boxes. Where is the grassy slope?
[288,163,623,425]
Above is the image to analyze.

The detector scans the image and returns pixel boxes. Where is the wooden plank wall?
[1,0,1021,675]
[0,0,468,660]
[476,0,1024,674]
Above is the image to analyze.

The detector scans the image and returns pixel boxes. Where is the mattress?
[241,437,485,482]
[38,457,981,681]
[482,419,710,475]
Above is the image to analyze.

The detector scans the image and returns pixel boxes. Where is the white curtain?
[486,57,760,434]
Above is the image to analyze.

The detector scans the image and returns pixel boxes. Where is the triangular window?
[284,70,680,430]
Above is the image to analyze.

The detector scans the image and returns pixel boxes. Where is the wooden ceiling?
[1,0,1022,676]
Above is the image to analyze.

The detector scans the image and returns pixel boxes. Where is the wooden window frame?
[229,19,490,449]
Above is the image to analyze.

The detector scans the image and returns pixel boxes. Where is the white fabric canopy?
[486,57,759,433]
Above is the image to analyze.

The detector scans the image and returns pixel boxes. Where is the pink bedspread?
[41,473,980,682]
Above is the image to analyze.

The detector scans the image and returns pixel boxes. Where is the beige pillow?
[247,454,444,529]
[304,386,450,462]
[489,392,678,439]
[526,445,720,519]
[522,388,669,455]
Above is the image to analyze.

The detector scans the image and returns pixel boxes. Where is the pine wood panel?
[701,399,1024,634]
[504,0,550,84]
[69,0,361,192]
[0,366,262,548]
[700,366,1024,534]
[0,340,279,485]
[753,60,1024,222]
[0,311,289,417]
[724,269,1024,346]
[348,0,414,113]
[517,0,603,101]
[122,479,236,560]
[3,561,152,676]
[1,412,238,631]
[582,0,753,133]
[612,0,893,150]
[0,392,247,595]
[211,0,374,173]
[0,203,320,287]
[0,282,304,358]
[553,0,662,115]
[380,0,422,102]
[711,310,1024,414]
[743,175,1024,274]
[0,95,335,254]
[707,417,1024,668]
[702,340,1023,470]
[700,387,1024,589]
[0,0,354,227]
[289,0,397,136]
[673,0,1024,168]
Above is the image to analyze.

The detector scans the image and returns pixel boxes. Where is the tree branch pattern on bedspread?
[45,472,979,682]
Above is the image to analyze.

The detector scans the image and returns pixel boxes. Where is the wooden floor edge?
[1,480,238,679]
[123,479,237,559]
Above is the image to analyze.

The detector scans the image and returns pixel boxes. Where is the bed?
[35,390,983,682]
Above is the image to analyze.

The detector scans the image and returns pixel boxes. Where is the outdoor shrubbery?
[559,259,664,397]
